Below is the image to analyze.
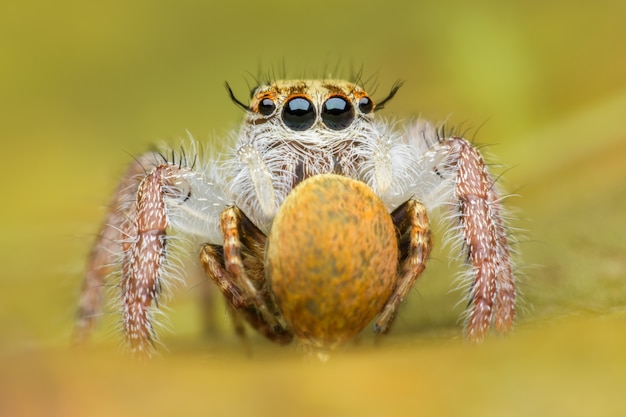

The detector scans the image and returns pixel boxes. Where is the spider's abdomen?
[265,174,398,350]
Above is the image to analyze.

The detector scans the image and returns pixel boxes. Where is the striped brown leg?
[374,198,433,334]
[199,206,293,345]
[443,137,515,341]
[75,153,159,346]
[119,164,188,355]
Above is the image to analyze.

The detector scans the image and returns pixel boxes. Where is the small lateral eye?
[322,96,355,130]
[282,97,315,131]
[258,97,276,116]
[358,96,373,114]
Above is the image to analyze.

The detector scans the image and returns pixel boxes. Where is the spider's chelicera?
[75,79,516,356]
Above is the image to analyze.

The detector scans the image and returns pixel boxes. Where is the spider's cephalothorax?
[230,80,403,229]
[75,79,516,356]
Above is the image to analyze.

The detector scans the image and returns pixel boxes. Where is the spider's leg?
[199,243,293,345]
[225,303,249,346]
[443,137,515,341]
[118,163,193,355]
[75,153,158,345]
[374,198,432,334]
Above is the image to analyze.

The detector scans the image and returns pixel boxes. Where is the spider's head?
[225,79,402,135]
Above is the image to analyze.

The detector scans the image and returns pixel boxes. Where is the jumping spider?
[75,79,516,356]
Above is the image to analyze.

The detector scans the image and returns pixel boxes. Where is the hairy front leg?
[444,137,515,341]
[120,163,191,355]
[75,153,159,344]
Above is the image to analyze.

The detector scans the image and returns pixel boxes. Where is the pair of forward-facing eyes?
[254,94,375,131]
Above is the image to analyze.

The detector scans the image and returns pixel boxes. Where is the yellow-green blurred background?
[2,0,626,416]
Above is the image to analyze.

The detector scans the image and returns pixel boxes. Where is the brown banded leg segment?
[219,206,287,332]
[491,192,515,334]
[75,153,159,345]
[199,244,293,345]
[444,137,515,341]
[236,209,267,260]
[374,198,432,334]
[120,164,183,355]
[198,245,247,308]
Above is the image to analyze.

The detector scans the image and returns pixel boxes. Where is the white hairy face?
[230,80,408,228]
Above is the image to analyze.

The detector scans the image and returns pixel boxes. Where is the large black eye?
[322,96,355,130]
[282,97,315,131]
[358,96,373,114]
[258,97,276,116]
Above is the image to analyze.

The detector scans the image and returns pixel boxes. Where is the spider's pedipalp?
[235,143,277,219]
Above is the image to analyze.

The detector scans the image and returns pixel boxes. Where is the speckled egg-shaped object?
[266,174,398,349]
